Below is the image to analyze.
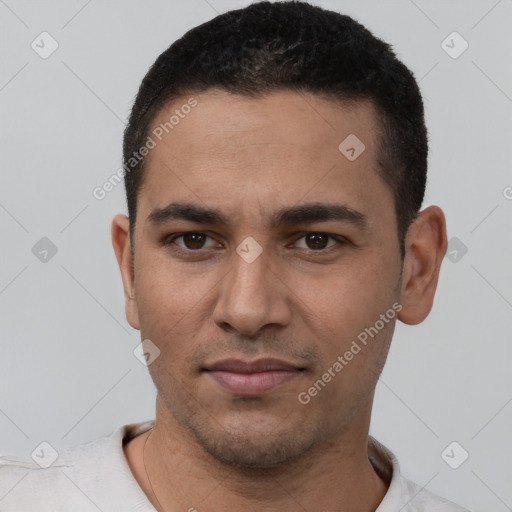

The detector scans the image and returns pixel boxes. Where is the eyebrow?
[146,201,367,230]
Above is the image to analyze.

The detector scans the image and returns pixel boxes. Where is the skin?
[112,89,447,511]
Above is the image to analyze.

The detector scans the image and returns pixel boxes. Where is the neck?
[125,394,389,512]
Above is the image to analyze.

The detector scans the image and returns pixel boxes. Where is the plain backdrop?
[1,1,511,510]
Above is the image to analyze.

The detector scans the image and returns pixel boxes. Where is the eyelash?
[162,231,347,255]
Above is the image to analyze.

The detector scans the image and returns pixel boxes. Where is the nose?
[212,246,292,337]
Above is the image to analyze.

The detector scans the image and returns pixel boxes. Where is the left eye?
[293,232,340,251]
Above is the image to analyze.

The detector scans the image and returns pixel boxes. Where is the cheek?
[133,253,212,348]
[300,261,399,410]
[298,256,399,346]
[297,264,397,405]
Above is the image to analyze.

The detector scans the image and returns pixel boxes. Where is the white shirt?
[0,420,470,511]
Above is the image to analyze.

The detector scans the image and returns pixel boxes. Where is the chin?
[185,414,323,469]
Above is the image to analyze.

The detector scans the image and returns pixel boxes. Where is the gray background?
[1,0,511,510]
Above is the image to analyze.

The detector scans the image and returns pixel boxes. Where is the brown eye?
[294,232,339,251]
[182,232,207,249]
[165,232,218,251]
[306,233,329,250]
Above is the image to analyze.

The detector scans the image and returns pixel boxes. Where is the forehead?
[148,89,379,162]
[139,89,391,224]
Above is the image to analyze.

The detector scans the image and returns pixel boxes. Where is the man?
[0,1,471,510]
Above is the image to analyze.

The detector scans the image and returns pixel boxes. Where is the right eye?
[163,232,220,252]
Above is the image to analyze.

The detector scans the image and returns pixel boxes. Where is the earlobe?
[397,206,447,325]
[111,214,141,330]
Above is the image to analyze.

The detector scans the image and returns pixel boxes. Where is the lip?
[203,358,304,396]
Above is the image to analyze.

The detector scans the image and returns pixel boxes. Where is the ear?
[111,214,140,330]
[397,206,447,325]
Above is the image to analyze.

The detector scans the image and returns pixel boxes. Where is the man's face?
[129,90,403,467]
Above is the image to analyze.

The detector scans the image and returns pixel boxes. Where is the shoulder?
[0,457,77,510]
[397,475,471,511]
[368,436,472,512]
[0,444,98,511]
[0,421,155,511]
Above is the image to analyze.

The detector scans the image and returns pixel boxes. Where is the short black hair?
[123,0,428,258]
